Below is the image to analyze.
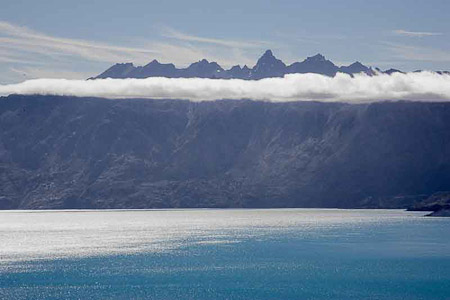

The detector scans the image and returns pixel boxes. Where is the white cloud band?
[1,72,450,103]
[393,29,443,37]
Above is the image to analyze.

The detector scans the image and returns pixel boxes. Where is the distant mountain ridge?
[93,49,383,80]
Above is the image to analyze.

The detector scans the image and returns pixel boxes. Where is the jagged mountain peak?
[305,53,327,62]
[189,59,208,66]
[256,49,284,64]
[349,61,364,67]
[107,62,135,69]
[189,59,222,69]
[338,61,374,76]
[384,68,405,75]
[143,59,162,67]
[251,50,286,79]
[95,62,136,79]
[143,59,177,67]
[301,54,335,66]
[286,53,338,76]
[182,59,225,78]
[260,49,275,59]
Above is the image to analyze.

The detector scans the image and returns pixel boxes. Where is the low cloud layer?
[1,72,450,103]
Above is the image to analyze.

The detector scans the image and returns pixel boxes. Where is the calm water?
[0,209,449,300]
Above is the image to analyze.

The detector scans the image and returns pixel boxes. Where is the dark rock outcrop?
[1,95,450,209]
[427,209,450,217]
[407,191,450,216]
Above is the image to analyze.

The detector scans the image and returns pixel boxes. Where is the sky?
[1,0,450,84]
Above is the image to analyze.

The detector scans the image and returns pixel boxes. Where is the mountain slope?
[1,95,450,209]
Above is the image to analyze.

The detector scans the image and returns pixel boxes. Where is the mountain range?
[93,50,450,80]
[93,50,382,80]
[1,94,450,209]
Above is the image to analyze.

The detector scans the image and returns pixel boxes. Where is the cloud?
[0,22,262,66]
[393,29,443,37]
[0,21,158,64]
[385,42,450,62]
[161,27,267,49]
[1,72,450,103]
[9,67,91,80]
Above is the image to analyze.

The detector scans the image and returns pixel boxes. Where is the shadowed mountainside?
[1,95,450,209]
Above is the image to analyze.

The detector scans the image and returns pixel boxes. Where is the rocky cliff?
[1,95,450,209]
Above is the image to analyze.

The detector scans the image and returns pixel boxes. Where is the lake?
[0,209,449,299]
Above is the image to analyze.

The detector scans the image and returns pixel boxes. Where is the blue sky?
[1,0,449,83]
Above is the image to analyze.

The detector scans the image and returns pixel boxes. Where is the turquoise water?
[0,209,449,299]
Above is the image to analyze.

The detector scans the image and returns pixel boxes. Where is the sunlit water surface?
[0,209,449,299]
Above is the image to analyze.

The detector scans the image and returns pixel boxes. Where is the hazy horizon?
[1,0,450,84]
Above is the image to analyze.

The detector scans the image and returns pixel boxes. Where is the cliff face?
[1,95,450,209]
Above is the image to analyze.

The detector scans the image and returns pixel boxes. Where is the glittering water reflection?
[1,209,449,300]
